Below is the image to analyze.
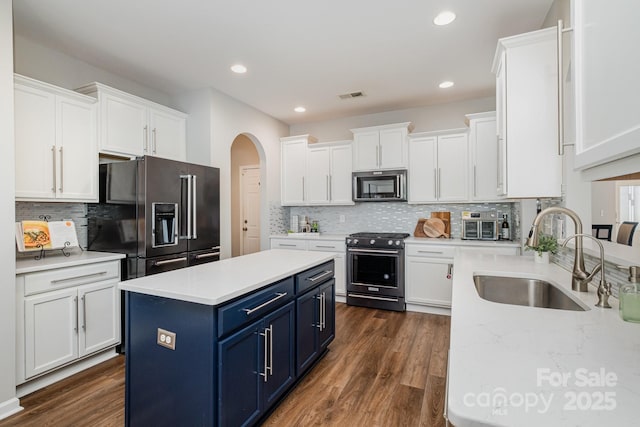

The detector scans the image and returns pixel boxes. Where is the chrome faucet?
[526,207,592,292]
[562,234,611,308]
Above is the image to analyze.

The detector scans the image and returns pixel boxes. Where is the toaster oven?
[461,212,499,240]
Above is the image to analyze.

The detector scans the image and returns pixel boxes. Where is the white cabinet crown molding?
[350,122,413,134]
[408,127,469,140]
[15,74,97,104]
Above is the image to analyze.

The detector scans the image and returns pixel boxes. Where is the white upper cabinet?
[15,75,98,202]
[307,142,354,205]
[281,135,313,206]
[76,82,186,161]
[281,136,353,207]
[492,28,563,198]
[408,130,468,203]
[466,112,499,201]
[351,123,411,171]
[572,0,640,170]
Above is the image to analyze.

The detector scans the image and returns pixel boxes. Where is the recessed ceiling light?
[230,64,247,74]
[294,106,306,113]
[433,11,456,26]
[439,81,455,89]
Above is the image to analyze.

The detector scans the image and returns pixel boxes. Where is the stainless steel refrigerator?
[88,156,220,279]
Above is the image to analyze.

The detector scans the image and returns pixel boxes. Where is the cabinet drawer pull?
[308,270,332,282]
[242,292,287,316]
[278,243,299,248]
[153,257,188,266]
[51,271,107,284]
[314,245,336,249]
[417,250,444,255]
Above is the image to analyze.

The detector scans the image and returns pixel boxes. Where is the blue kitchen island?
[120,249,336,426]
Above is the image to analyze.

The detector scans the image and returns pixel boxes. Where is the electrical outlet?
[339,215,346,223]
[157,328,176,350]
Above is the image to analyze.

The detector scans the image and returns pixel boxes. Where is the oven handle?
[347,248,400,255]
[348,293,399,302]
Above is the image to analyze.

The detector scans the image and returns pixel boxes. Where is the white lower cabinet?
[405,243,521,310]
[406,256,453,308]
[270,237,346,296]
[17,260,121,384]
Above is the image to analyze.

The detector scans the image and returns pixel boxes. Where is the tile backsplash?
[16,202,88,249]
[284,202,517,239]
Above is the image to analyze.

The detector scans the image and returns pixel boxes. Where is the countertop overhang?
[16,250,125,274]
[118,249,336,306]
[448,253,640,426]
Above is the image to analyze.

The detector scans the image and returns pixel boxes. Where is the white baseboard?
[0,397,23,421]
[406,303,451,316]
[17,348,119,398]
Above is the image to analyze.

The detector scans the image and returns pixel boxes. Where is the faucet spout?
[528,207,590,291]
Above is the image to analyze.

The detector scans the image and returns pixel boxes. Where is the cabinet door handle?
[326,175,330,200]
[433,169,437,199]
[378,145,382,167]
[322,292,326,330]
[81,295,86,331]
[438,168,441,199]
[316,293,323,330]
[51,146,56,193]
[74,296,78,332]
[557,20,573,155]
[152,128,157,154]
[473,165,477,197]
[302,177,305,201]
[242,292,287,315]
[268,324,274,376]
[329,175,332,200]
[59,147,64,192]
[143,125,148,152]
[259,327,268,382]
[308,270,332,282]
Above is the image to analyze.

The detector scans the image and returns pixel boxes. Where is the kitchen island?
[120,249,336,426]
[448,253,640,426]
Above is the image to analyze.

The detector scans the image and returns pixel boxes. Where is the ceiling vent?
[338,91,366,100]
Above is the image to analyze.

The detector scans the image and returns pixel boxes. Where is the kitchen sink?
[473,275,588,311]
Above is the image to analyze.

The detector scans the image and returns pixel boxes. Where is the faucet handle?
[629,266,640,283]
[595,279,612,309]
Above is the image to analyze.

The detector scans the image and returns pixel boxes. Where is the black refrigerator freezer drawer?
[189,248,221,266]
[142,253,190,276]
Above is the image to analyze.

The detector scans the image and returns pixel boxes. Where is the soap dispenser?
[620,266,640,323]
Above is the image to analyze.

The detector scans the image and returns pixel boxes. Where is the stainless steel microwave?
[353,170,407,202]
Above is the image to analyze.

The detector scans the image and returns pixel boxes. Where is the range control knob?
[388,240,393,245]
[346,238,351,244]
[354,239,359,245]
[370,239,375,245]
[395,240,401,245]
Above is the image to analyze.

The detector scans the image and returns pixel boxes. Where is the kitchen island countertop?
[448,253,640,426]
[119,249,336,305]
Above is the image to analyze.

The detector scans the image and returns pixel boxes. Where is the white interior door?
[240,166,261,255]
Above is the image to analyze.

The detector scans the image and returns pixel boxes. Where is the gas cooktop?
[348,232,410,239]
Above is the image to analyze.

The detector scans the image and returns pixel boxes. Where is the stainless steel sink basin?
[473,275,587,311]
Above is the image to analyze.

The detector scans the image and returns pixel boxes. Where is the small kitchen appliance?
[352,170,407,202]
[461,211,500,240]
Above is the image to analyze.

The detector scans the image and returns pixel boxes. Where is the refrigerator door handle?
[180,174,192,239]
[191,174,197,240]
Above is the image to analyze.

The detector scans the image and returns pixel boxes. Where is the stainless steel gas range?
[346,232,410,311]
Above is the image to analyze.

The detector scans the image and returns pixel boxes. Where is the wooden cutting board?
[423,218,446,237]
[431,211,451,237]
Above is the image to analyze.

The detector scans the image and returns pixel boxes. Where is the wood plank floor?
[0,303,450,427]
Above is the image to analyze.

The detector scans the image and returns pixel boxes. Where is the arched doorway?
[230,134,263,257]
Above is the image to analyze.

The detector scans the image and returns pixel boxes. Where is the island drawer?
[217,277,294,337]
[406,245,456,258]
[270,238,308,250]
[296,260,335,295]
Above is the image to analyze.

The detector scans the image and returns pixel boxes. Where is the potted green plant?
[526,233,558,263]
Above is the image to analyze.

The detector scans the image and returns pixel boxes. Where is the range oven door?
[347,248,404,297]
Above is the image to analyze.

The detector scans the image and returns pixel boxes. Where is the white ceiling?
[12,0,554,125]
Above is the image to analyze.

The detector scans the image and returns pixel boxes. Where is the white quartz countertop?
[406,237,521,248]
[119,249,336,306]
[448,253,640,426]
[270,233,347,241]
[16,250,125,274]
